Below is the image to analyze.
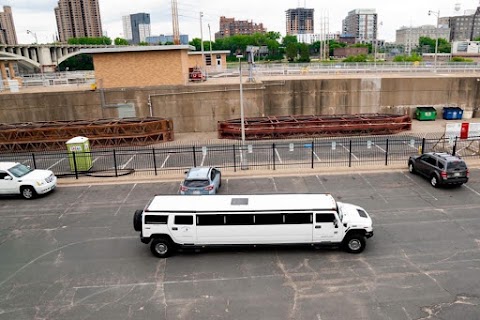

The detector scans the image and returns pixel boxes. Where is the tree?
[138,41,149,46]
[67,36,112,45]
[298,43,310,62]
[418,36,450,53]
[58,53,93,71]
[282,35,298,47]
[114,37,129,45]
[343,54,368,62]
[393,53,422,62]
[328,40,347,56]
[285,42,298,61]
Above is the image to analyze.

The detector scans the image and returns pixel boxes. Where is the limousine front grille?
[45,174,54,183]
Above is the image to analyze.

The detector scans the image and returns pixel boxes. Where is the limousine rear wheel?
[343,234,366,254]
[151,238,173,258]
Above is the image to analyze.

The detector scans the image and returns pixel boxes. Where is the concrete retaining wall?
[1,76,479,132]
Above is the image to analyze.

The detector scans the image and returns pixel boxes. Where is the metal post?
[152,148,158,176]
[31,153,37,169]
[272,143,276,170]
[421,138,426,154]
[233,145,237,172]
[452,136,457,156]
[311,140,315,169]
[72,151,78,180]
[237,54,248,170]
[113,149,118,177]
[199,12,205,75]
[348,140,352,167]
[385,139,389,166]
[193,146,197,167]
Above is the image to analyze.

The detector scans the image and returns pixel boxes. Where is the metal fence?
[1,133,479,180]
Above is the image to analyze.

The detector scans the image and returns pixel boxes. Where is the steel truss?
[218,114,412,140]
[0,117,174,151]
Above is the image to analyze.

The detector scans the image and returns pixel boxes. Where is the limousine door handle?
[315,226,321,229]
[172,227,178,231]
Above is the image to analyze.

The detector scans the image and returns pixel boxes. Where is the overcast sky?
[3,0,480,44]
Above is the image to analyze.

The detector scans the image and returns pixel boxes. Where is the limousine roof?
[146,194,337,213]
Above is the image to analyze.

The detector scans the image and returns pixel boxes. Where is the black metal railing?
[1,133,479,179]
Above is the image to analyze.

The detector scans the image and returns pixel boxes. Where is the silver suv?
[408,152,469,187]
[179,167,222,195]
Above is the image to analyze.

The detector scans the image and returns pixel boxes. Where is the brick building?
[215,16,266,40]
[285,8,314,35]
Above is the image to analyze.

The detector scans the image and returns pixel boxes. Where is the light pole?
[199,12,205,75]
[208,23,213,71]
[237,54,247,169]
[26,30,38,44]
[428,10,440,71]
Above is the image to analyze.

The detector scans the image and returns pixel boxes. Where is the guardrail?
[1,133,478,180]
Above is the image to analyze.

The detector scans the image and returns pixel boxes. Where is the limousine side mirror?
[333,220,339,228]
[4,176,12,180]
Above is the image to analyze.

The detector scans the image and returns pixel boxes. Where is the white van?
[0,162,57,199]
[133,193,374,257]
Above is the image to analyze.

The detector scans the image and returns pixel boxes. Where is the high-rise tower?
[54,0,103,42]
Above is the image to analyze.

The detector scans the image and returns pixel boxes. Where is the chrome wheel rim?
[348,239,361,251]
[431,177,437,186]
[23,188,33,199]
[409,164,414,172]
[155,243,168,255]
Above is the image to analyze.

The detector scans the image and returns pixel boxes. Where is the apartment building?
[123,13,151,44]
[396,25,450,53]
[0,6,17,45]
[342,9,377,42]
[215,16,266,40]
[285,8,314,35]
[448,6,480,41]
[54,0,103,42]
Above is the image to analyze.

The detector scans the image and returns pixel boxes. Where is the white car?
[0,162,57,199]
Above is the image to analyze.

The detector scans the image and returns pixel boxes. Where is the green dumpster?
[66,136,93,172]
[415,107,437,121]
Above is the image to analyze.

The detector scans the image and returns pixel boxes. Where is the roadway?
[1,170,480,319]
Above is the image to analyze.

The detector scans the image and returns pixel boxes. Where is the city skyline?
[2,0,480,44]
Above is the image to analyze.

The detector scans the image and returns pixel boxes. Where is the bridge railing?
[18,71,95,88]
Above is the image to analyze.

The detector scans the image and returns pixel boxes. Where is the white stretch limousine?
[133,193,374,258]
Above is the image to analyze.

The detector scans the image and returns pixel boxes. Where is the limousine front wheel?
[151,238,173,258]
[343,234,366,254]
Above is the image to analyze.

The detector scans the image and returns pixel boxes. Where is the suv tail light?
[204,185,214,191]
[441,171,447,179]
[180,186,188,192]
[467,169,470,177]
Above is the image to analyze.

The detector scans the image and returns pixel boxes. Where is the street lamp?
[26,30,38,44]
[428,10,440,71]
[237,54,247,169]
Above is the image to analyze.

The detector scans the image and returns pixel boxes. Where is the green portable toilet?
[66,136,93,172]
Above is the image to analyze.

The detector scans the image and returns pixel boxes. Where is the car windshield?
[184,180,209,187]
[8,164,33,178]
[447,161,466,170]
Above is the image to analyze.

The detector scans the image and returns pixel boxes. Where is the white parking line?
[160,154,171,168]
[47,158,65,170]
[359,173,388,203]
[340,144,359,160]
[375,144,386,153]
[313,151,322,162]
[275,149,283,164]
[464,184,480,197]
[121,154,136,169]
[401,172,438,201]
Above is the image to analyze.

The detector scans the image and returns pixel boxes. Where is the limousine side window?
[145,215,168,224]
[175,215,193,225]
[284,212,312,224]
[226,214,254,225]
[254,213,284,225]
[197,214,225,226]
[315,213,336,223]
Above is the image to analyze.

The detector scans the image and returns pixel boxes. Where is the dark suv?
[408,152,469,188]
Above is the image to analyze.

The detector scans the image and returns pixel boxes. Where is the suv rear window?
[184,180,209,187]
[447,161,466,170]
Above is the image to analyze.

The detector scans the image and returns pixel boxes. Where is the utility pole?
[200,12,205,74]
[171,0,180,44]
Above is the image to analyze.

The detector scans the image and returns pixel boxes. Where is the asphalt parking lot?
[1,170,480,320]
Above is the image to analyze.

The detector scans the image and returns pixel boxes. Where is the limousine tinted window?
[175,215,194,225]
[145,215,168,224]
[254,213,284,225]
[197,214,225,226]
[226,214,254,225]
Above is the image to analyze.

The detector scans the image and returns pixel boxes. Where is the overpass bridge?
[0,44,117,73]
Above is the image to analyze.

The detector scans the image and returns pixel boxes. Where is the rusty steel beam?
[218,114,412,140]
[0,117,174,151]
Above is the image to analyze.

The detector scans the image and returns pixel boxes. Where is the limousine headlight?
[36,180,46,186]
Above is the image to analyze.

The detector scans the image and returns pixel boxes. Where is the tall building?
[448,6,480,41]
[0,6,17,45]
[122,13,151,44]
[54,0,103,42]
[396,25,450,54]
[146,34,189,45]
[285,8,314,35]
[342,9,377,42]
[215,16,266,40]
